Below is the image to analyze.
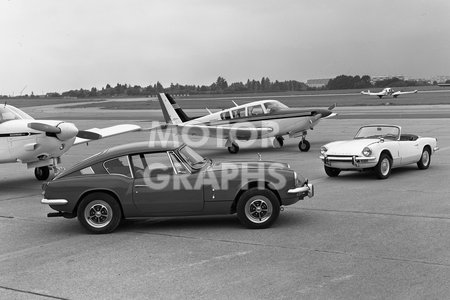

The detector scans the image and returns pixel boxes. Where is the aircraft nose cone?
[56,122,79,141]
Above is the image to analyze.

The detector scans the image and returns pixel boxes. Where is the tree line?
[3,75,433,98]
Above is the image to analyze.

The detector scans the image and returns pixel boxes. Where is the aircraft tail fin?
[157,93,190,124]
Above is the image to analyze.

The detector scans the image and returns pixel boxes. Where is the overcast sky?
[1,0,449,95]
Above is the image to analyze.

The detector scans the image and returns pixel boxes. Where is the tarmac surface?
[1,104,449,299]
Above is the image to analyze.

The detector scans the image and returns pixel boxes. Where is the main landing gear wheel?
[298,140,310,152]
[236,188,280,229]
[276,136,284,147]
[77,192,122,234]
[34,166,50,181]
[417,148,431,170]
[228,143,240,154]
[375,153,392,179]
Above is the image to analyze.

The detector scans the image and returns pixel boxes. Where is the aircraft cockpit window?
[231,108,245,118]
[264,101,287,113]
[0,107,21,123]
[220,111,231,120]
[248,105,264,116]
[6,105,33,120]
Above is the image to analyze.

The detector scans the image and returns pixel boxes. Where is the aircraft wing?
[73,124,141,145]
[150,124,273,140]
[392,90,418,96]
[361,90,382,96]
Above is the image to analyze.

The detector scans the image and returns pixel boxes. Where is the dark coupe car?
[41,142,314,233]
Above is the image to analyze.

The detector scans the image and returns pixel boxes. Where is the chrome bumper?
[41,198,68,205]
[320,155,376,167]
[288,183,314,198]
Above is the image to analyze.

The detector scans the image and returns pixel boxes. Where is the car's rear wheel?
[237,188,280,229]
[324,165,341,177]
[375,153,392,179]
[417,148,431,169]
[77,193,122,234]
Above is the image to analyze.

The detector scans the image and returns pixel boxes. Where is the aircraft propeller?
[28,122,101,141]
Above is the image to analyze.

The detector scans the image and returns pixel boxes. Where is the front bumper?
[320,154,376,168]
[288,183,314,198]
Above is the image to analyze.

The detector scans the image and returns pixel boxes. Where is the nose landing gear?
[34,166,50,180]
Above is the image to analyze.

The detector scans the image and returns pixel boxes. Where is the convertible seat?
[400,134,418,141]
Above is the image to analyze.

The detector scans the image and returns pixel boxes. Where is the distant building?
[371,75,405,84]
[306,79,330,88]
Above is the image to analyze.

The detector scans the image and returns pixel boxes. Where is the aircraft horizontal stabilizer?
[74,124,141,145]
[150,124,273,140]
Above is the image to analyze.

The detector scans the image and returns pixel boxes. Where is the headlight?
[320,146,328,155]
[362,147,372,157]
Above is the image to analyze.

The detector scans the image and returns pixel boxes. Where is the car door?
[131,151,204,215]
[398,140,421,165]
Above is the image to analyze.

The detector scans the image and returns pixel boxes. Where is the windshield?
[177,145,208,169]
[354,125,400,140]
[264,100,288,113]
[0,105,33,123]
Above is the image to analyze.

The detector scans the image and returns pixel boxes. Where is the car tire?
[324,166,341,177]
[236,188,280,229]
[417,148,431,170]
[77,193,122,234]
[298,140,310,152]
[375,153,392,179]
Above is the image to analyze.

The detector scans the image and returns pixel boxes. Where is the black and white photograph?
[1,1,449,299]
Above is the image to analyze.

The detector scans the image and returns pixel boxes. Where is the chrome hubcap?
[422,151,429,165]
[85,200,113,228]
[245,196,272,224]
[380,158,390,175]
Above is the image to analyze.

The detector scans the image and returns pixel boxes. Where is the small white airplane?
[0,104,141,180]
[361,88,418,99]
[154,93,336,154]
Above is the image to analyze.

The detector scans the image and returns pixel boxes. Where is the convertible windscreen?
[354,126,400,140]
[177,145,207,169]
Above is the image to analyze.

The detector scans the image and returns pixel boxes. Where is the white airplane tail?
[157,93,191,124]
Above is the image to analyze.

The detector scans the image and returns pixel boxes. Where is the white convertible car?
[319,124,439,179]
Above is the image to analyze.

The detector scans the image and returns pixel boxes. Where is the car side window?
[131,152,175,178]
[104,156,132,177]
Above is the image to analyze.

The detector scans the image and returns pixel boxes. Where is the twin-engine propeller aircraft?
[0,104,140,180]
[154,93,336,154]
[361,88,418,99]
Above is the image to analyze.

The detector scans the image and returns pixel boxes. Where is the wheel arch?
[75,189,124,218]
[379,149,393,161]
[422,144,432,154]
[231,181,281,213]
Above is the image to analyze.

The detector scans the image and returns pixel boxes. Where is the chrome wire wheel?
[244,196,273,224]
[84,200,113,229]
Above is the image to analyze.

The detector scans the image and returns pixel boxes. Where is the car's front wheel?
[417,148,431,169]
[77,193,122,234]
[237,188,280,229]
[324,166,341,177]
[375,153,392,179]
